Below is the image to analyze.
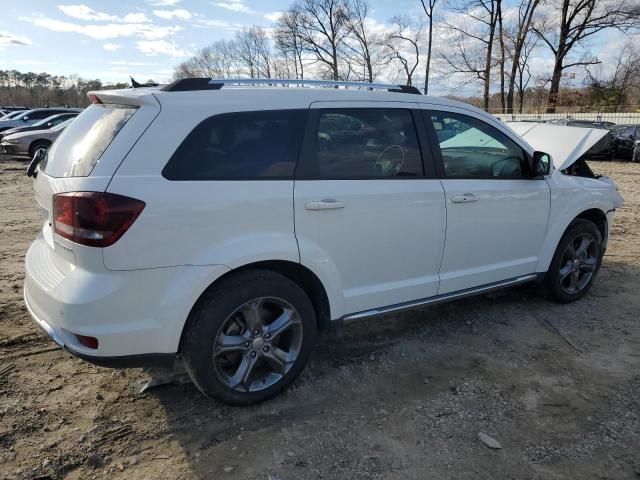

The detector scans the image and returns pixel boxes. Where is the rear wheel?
[28,140,50,160]
[545,219,603,303]
[181,270,316,405]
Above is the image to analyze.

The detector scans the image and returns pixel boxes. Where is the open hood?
[507,122,609,171]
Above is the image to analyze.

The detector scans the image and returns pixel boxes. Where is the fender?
[536,173,619,272]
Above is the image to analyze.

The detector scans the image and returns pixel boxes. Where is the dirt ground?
[1,159,639,480]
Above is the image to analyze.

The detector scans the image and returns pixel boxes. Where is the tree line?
[0,71,129,109]
[175,0,639,113]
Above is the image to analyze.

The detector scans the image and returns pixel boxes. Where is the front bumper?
[0,143,30,159]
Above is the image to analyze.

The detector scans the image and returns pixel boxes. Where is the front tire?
[545,219,603,303]
[181,270,316,405]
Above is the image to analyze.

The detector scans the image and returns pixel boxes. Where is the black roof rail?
[160,78,422,94]
[160,78,223,92]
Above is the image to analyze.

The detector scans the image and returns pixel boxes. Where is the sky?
[0,0,635,96]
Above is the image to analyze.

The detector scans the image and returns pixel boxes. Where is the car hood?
[507,122,609,171]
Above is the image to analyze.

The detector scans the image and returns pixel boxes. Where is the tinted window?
[28,110,56,120]
[429,112,528,178]
[163,110,306,180]
[42,104,136,178]
[308,109,423,178]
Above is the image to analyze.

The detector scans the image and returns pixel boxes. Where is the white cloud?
[147,0,181,5]
[215,1,255,14]
[137,39,189,57]
[20,16,180,40]
[58,5,118,22]
[103,43,122,51]
[58,5,150,23]
[0,31,32,49]
[264,11,282,22]
[195,18,243,30]
[122,13,151,23]
[154,9,192,20]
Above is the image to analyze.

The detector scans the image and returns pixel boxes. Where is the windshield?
[42,104,136,177]
[33,115,63,127]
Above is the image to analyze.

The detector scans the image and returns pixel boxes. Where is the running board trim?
[341,274,541,325]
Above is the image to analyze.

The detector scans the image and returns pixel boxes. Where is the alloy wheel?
[212,297,303,393]
[558,233,598,295]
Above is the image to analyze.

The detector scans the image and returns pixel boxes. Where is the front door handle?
[451,193,479,203]
[305,199,345,210]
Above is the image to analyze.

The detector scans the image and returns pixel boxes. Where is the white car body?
[24,82,623,367]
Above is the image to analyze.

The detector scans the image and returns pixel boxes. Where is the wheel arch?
[177,260,332,354]
[28,138,51,158]
[537,206,609,273]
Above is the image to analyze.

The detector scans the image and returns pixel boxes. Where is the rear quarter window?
[162,110,307,180]
[42,104,136,178]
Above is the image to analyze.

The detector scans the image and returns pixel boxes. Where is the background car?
[0,107,81,133]
[0,112,78,141]
[610,124,639,160]
[0,110,26,120]
[0,118,73,160]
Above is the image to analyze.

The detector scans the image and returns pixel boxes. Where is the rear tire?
[545,219,603,303]
[181,270,316,405]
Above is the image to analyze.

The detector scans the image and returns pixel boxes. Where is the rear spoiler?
[86,89,159,108]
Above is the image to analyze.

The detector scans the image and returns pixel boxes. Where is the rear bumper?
[24,232,229,364]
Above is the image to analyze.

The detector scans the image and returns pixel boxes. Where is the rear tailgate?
[32,90,160,273]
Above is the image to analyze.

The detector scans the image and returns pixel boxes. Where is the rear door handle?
[305,199,345,210]
[451,193,479,203]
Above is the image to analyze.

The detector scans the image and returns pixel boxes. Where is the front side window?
[429,112,528,178]
[163,110,306,180]
[307,108,423,179]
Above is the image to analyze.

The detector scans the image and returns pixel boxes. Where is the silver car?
[0,118,73,160]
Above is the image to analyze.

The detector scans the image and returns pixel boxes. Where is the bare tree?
[174,40,237,79]
[534,0,638,113]
[343,0,385,82]
[274,9,306,79]
[294,0,353,80]
[503,0,542,113]
[234,26,274,78]
[383,16,424,86]
[419,0,437,94]
[585,40,640,108]
[441,0,501,110]
[514,32,538,112]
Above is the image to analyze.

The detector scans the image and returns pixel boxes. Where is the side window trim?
[295,107,429,180]
[422,109,535,180]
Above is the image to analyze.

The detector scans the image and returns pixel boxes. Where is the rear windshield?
[42,104,136,177]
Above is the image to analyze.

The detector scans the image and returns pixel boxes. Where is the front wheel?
[181,270,316,405]
[545,219,603,303]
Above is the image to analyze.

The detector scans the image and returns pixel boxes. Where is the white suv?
[24,79,623,404]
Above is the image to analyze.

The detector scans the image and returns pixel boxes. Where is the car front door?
[423,108,550,295]
[294,102,446,317]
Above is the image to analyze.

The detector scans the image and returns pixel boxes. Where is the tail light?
[53,192,145,247]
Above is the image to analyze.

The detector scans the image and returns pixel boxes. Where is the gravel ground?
[0,159,639,480]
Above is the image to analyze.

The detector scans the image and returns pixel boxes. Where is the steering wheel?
[374,145,405,177]
[490,157,522,177]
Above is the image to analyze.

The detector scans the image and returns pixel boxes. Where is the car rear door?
[421,106,550,294]
[294,101,446,318]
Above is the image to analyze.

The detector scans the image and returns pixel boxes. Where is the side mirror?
[27,148,45,178]
[532,151,551,176]
[47,123,53,128]
[22,116,29,122]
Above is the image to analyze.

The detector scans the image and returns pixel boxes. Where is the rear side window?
[43,104,136,178]
[300,108,423,179]
[163,110,306,180]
